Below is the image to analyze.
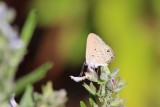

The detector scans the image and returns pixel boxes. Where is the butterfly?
[81,33,114,74]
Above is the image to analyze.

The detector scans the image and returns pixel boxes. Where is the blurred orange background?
[5,0,160,107]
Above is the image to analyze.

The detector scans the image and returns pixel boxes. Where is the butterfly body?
[85,33,114,72]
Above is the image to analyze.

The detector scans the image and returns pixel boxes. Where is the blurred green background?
[5,0,160,107]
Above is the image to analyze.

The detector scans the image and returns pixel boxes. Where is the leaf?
[110,98,125,106]
[10,10,37,76]
[89,98,95,107]
[83,82,96,95]
[90,82,97,93]
[110,68,119,78]
[15,62,53,94]
[109,93,125,106]
[80,101,86,107]
[101,66,110,74]
[117,78,127,86]
[19,85,34,107]
[100,72,108,81]
[33,81,67,106]
[97,84,106,97]
[113,85,124,92]
[20,10,37,47]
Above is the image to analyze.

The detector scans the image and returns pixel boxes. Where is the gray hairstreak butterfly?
[84,33,114,72]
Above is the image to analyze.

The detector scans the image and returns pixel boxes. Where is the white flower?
[0,1,23,50]
[0,2,15,23]
[9,94,18,107]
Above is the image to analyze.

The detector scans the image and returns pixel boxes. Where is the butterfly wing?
[86,33,114,68]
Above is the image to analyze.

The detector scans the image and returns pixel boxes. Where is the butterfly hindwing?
[86,33,114,68]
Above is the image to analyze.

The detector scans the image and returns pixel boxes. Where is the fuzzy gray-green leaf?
[101,66,110,75]
[110,68,119,78]
[100,72,108,81]
[19,85,34,107]
[83,83,96,95]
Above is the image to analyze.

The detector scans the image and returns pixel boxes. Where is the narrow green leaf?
[110,98,125,106]
[90,82,97,94]
[15,62,53,94]
[80,101,86,107]
[100,72,108,81]
[19,85,34,107]
[89,98,95,107]
[83,83,96,95]
[89,99,99,107]
[101,66,110,75]
[113,85,124,92]
[20,10,37,47]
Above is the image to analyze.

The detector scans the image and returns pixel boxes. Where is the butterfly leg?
[97,66,101,78]
[80,61,87,76]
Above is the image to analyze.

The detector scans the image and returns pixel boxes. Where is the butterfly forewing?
[86,33,114,68]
